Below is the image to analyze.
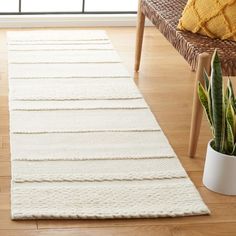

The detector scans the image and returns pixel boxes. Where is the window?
[0,0,19,12]
[85,0,137,12]
[0,0,137,14]
[21,0,83,13]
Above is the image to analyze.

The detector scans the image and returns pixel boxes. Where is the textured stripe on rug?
[8,30,209,220]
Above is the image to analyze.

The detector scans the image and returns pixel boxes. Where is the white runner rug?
[8,30,209,220]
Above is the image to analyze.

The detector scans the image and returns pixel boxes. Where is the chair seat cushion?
[178,0,236,42]
[141,0,236,75]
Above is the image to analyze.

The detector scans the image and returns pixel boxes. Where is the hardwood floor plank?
[0,226,172,236]
[1,223,236,236]
[0,210,37,230]
[198,187,236,204]
[0,162,11,177]
[170,222,236,236]
[0,177,10,193]
[187,171,204,187]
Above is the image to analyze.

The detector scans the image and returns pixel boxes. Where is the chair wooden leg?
[134,0,145,72]
[188,53,211,158]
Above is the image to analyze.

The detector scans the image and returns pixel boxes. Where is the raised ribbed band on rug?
[8,30,210,220]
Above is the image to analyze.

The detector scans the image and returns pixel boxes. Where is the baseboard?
[0,14,153,28]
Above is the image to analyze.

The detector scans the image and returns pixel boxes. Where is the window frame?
[0,0,137,15]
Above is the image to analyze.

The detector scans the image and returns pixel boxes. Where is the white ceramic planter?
[203,141,236,195]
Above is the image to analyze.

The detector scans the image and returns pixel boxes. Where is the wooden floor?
[0,27,236,236]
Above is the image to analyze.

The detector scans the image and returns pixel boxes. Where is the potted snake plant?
[198,49,236,195]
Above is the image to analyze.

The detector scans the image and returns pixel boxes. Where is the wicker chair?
[135,0,236,158]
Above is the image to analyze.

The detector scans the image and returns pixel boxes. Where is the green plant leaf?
[234,114,236,143]
[203,69,210,90]
[210,49,225,153]
[228,79,235,101]
[208,85,213,130]
[227,79,236,114]
[226,102,235,135]
[198,82,213,126]
[232,143,236,156]
[226,120,234,154]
